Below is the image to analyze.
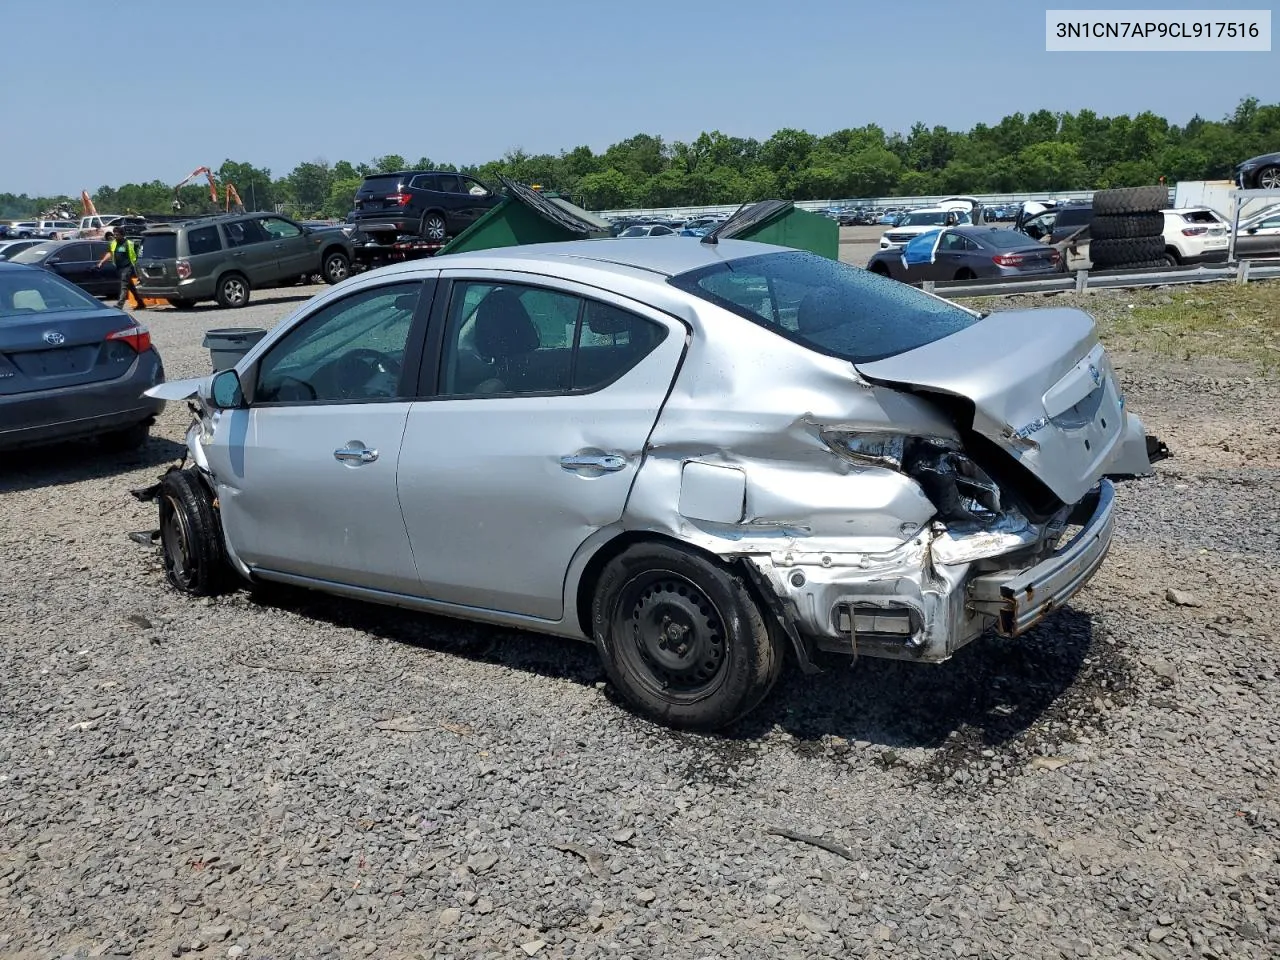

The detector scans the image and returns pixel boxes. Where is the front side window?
[439,281,667,397]
[670,250,979,364]
[436,175,463,194]
[223,219,268,248]
[255,282,422,404]
[259,217,302,239]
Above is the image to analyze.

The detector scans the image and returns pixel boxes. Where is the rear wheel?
[420,212,447,242]
[215,273,250,308]
[158,469,232,596]
[591,543,782,731]
[869,262,890,276]
[1164,250,1180,267]
[954,268,977,281]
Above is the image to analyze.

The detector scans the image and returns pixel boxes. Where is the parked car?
[1234,207,1280,258]
[1162,208,1230,264]
[1235,152,1280,190]
[10,221,38,238]
[617,224,678,238]
[351,170,502,242]
[135,213,354,309]
[866,225,1062,281]
[135,238,1154,731]
[76,214,151,240]
[8,240,119,297]
[0,239,47,260]
[879,208,968,248]
[0,262,165,451]
[33,220,80,239]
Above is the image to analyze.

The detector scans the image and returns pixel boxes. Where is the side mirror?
[210,369,245,409]
[1246,227,1258,235]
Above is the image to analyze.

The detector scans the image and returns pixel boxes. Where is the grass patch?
[965,279,1280,370]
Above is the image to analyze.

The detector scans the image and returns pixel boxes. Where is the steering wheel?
[329,348,402,398]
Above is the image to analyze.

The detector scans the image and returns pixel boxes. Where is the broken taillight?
[992,253,1025,267]
[176,259,191,279]
[107,324,151,353]
[1048,250,1062,264]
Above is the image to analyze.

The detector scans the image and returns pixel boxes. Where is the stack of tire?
[1088,185,1170,271]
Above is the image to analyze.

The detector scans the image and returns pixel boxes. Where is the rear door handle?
[560,454,626,472]
[334,446,378,464]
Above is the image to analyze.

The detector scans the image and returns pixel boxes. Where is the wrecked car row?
[132,238,1166,730]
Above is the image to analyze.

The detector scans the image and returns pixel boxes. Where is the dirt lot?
[1,280,1278,960]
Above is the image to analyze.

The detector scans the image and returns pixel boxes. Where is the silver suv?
[135,213,354,309]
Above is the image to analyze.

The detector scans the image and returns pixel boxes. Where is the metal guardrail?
[922,259,1280,300]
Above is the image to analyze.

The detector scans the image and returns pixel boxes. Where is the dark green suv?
[136,213,354,309]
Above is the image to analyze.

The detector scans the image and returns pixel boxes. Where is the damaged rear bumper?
[746,480,1116,663]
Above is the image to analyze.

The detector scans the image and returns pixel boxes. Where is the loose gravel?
[1,284,1278,959]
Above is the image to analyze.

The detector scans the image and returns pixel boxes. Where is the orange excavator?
[172,166,246,214]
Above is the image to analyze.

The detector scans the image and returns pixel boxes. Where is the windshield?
[9,243,57,264]
[897,211,948,227]
[669,251,980,364]
[0,268,104,318]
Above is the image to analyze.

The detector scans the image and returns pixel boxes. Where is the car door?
[220,218,276,285]
[202,277,435,592]
[396,272,687,620]
[256,216,313,280]
[1237,214,1280,258]
[456,176,496,226]
[44,243,98,292]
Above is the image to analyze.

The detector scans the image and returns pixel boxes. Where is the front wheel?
[420,212,447,242]
[322,250,350,284]
[591,543,782,731]
[1257,165,1280,190]
[158,469,233,596]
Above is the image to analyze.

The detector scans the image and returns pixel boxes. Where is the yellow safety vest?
[108,238,138,266]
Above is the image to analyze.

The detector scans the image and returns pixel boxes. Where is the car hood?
[1238,152,1280,169]
[856,308,1128,505]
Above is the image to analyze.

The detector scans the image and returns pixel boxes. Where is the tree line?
[3,97,1275,221]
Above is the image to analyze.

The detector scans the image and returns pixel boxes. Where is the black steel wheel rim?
[160,495,196,590]
[613,572,729,700]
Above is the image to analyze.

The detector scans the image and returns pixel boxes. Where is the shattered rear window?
[669,250,980,364]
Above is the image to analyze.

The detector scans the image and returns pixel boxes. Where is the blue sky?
[3,0,1275,195]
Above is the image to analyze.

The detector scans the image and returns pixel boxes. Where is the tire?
[591,542,782,731]
[99,421,149,451]
[215,273,250,309]
[321,250,350,285]
[869,262,890,276]
[1091,185,1168,216]
[419,212,447,242]
[1257,166,1280,190]
[167,298,196,310]
[157,469,233,596]
[1089,212,1164,240]
[1163,250,1179,267]
[954,268,977,281]
[1089,236,1165,268]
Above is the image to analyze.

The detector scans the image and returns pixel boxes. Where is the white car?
[879,207,967,249]
[76,214,125,239]
[1163,208,1229,265]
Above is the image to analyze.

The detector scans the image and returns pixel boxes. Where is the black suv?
[351,171,502,242]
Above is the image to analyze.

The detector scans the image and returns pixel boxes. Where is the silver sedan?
[139,239,1156,730]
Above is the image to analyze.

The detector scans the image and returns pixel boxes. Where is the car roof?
[386,237,787,280]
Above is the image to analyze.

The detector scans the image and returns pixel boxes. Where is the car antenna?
[700,202,748,245]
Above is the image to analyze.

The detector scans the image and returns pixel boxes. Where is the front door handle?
[334,446,378,464]
[560,454,626,472]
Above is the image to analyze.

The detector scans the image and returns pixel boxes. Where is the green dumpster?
[706,199,839,260]
[440,176,612,255]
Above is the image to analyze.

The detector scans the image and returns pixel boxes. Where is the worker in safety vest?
[97,228,145,309]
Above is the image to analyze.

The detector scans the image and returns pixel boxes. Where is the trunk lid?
[355,175,404,212]
[0,307,141,395]
[856,308,1125,505]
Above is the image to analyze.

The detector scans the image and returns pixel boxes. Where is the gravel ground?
[2,284,1278,960]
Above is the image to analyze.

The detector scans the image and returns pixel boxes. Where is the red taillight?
[387,193,411,206]
[176,259,191,279]
[992,253,1025,267]
[107,324,151,353]
[1181,226,1208,236]
[1048,249,1062,264]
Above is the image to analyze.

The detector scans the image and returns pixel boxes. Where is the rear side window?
[670,251,979,365]
[140,234,177,259]
[1057,208,1092,227]
[186,226,221,255]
